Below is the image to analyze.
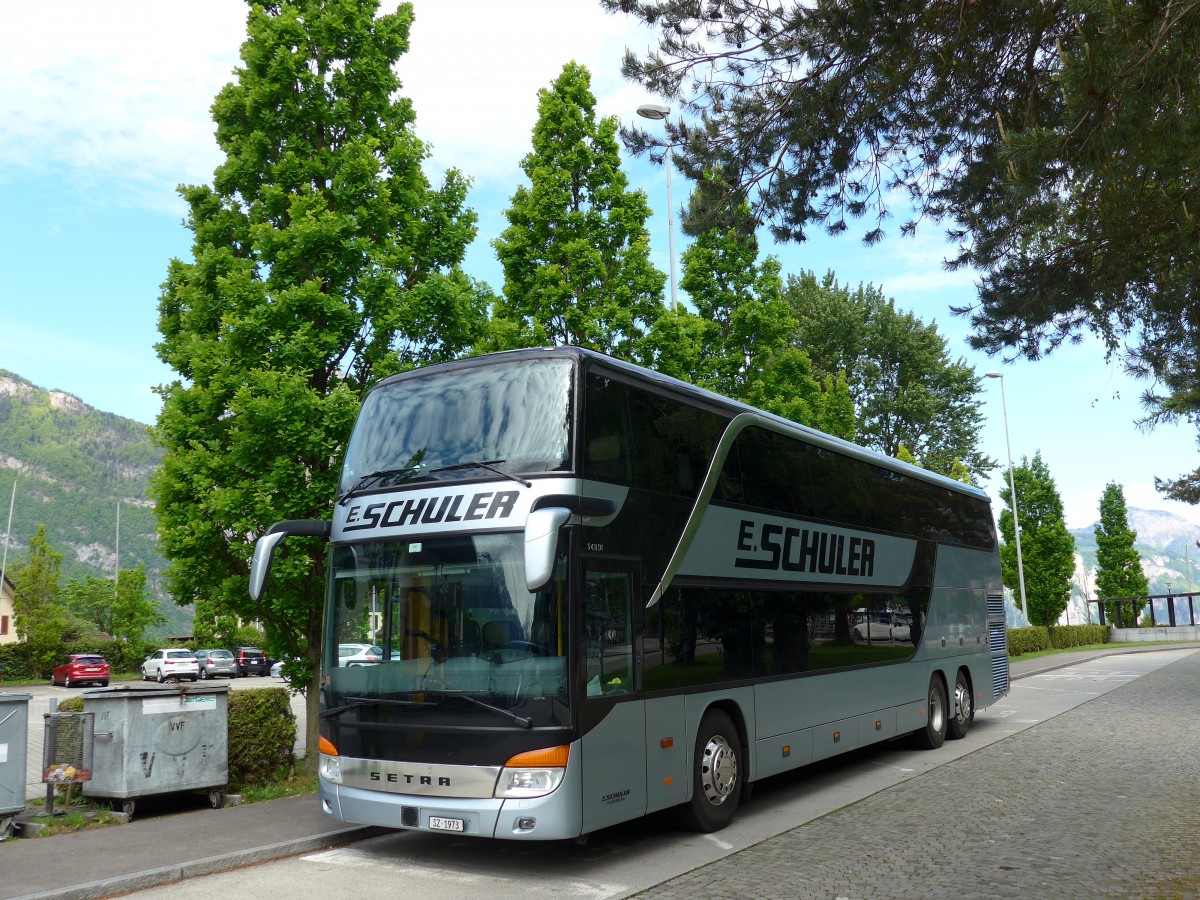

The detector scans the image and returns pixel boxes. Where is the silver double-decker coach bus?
[250,346,1008,840]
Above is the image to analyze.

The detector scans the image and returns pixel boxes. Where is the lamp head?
[985,371,1002,379]
[636,103,670,121]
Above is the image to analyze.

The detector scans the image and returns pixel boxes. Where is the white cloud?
[2,1,245,207]
[2,1,660,211]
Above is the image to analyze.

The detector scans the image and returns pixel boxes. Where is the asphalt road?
[107,648,1198,899]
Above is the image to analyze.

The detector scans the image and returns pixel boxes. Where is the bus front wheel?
[679,709,742,833]
[947,669,973,740]
[914,675,948,750]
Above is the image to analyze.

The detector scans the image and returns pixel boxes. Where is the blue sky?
[3,0,1198,531]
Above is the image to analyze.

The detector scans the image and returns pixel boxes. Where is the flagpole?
[1,480,15,596]
[114,500,121,598]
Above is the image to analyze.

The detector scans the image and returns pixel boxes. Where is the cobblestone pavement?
[637,652,1200,899]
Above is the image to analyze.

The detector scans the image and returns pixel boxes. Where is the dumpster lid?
[82,683,230,697]
[0,691,32,702]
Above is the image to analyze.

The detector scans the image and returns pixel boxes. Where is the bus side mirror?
[249,532,289,602]
[524,507,570,592]
[248,519,331,601]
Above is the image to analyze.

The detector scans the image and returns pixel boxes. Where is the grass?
[239,772,318,804]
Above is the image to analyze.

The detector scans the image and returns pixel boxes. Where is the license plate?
[429,816,465,832]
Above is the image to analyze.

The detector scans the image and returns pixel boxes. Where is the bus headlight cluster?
[494,745,569,799]
[495,767,565,799]
[318,752,343,784]
[318,736,342,784]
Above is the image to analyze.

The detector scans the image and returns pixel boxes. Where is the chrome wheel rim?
[929,685,945,734]
[954,681,972,726]
[699,734,738,806]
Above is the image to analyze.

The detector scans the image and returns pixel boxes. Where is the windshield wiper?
[433,690,533,729]
[428,459,532,488]
[319,695,436,720]
[337,466,426,505]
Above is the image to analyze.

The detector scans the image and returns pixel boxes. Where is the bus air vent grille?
[401,806,419,828]
[991,653,1010,696]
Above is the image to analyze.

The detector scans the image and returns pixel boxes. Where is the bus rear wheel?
[679,709,742,833]
[913,674,948,750]
[947,669,973,740]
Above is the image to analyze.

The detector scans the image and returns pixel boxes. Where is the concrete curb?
[12,825,387,900]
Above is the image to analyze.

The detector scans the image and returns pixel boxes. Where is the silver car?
[195,648,238,679]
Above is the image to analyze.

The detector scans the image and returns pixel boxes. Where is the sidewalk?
[2,642,1196,900]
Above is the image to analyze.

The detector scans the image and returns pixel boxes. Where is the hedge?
[1006,624,1110,656]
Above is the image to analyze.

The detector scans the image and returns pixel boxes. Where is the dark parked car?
[195,648,238,679]
[52,654,110,688]
[233,646,269,676]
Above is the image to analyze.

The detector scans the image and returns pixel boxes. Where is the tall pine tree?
[1094,483,1149,627]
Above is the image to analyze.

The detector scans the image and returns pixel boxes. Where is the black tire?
[913,674,948,750]
[64,675,73,689]
[99,681,108,688]
[947,669,974,740]
[678,709,742,832]
[199,667,209,680]
[156,669,165,684]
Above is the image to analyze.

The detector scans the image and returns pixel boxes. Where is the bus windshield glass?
[340,358,573,494]
[326,532,570,727]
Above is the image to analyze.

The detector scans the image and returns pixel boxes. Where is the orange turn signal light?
[505,745,570,768]
[318,735,338,756]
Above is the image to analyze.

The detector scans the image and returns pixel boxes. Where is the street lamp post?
[636,102,678,311]
[986,371,1029,625]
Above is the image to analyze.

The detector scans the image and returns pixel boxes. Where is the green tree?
[63,575,118,636]
[112,566,166,652]
[11,524,66,677]
[152,0,480,771]
[1094,483,1149,628]
[490,62,666,357]
[610,2,1200,497]
[998,452,1076,627]
[785,272,993,480]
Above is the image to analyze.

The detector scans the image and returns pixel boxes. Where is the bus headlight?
[318,752,342,784]
[318,735,342,784]
[494,745,569,799]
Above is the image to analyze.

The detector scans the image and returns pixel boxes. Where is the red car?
[52,654,110,688]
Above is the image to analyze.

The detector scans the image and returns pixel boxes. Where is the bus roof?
[370,346,992,503]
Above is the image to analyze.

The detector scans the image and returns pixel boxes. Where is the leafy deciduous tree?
[998,452,1076,627]
[785,272,992,480]
[152,0,480,771]
[490,62,666,357]
[1094,483,1150,628]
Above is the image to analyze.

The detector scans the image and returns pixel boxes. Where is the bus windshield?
[340,358,574,494]
[326,532,570,728]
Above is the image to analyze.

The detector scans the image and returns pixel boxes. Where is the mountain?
[1068,508,1200,626]
[0,370,188,636]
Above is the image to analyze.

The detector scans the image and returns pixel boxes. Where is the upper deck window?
[341,359,574,494]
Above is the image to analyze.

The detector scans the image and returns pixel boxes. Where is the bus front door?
[579,560,646,834]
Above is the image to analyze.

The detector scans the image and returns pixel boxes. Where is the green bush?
[227,688,296,791]
[1007,626,1051,656]
[56,695,85,713]
[0,643,33,681]
[1049,624,1109,648]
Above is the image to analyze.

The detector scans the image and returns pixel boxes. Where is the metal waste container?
[82,683,229,819]
[0,692,30,839]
